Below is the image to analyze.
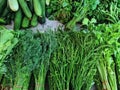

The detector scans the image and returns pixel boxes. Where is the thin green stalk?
[13,77,23,90]
[66,1,89,29]
[116,53,120,89]
[13,73,30,90]
[97,60,111,90]
[106,55,117,90]
[34,64,47,90]
[22,75,31,90]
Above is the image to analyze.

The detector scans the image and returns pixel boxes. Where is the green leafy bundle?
[0,27,18,82]
[3,30,57,90]
[88,0,120,24]
[47,0,99,28]
[33,32,57,90]
[90,23,120,90]
[4,31,36,89]
[49,31,97,90]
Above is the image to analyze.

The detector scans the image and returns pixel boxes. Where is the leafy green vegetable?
[47,0,99,28]
[4,30,57,90]
[90,23,120,90]
[88,0,120,24]
[33,32,57,90]
[49,30,97,90]
[4,31,35,89]
[0,28,18,82]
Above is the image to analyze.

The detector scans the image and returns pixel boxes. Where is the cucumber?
[39,0,46,24]
[46,0,50,5]
[22,16,30,28]
[33,0,42,17]
[8,0,19,11]
[18,0,32,19]
[14,9,22,30]
[40,0,45,17]
[31,14,38,27]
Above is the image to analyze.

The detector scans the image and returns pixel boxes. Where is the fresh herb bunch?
[88,0,120,24]
[46,0,72,23]
[47,0,99,27]
[90,23,120,90]
[47,0,120,28]
[0,28,18,84]
[49,30,97,90]
[33,31,57,90]
[3,30,57,90]
[4,31,37,89]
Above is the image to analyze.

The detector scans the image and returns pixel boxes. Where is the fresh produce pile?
[49,31,97,90]
[90,23,120,90]
[0,24,120,90]
[1,30,56,90]
[0,0,50,30]
[47,0,120,28]
[0,0,120,90]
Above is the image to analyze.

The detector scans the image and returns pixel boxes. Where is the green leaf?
[82,18,89,25]
[90,18,97,24]
[62,1,69,7]
[91,0,100,10]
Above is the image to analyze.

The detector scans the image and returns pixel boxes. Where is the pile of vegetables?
[49,31,97,90]
[89,23,120,90]
[47,0,99,28]
[0,24,119,90]
[0,0,50,30]
[0,0,120,90]
[1,30,57,90]
[47,0,120,28]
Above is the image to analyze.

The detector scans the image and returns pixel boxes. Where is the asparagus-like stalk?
[115,52,120,89]
[22,75,31,90]
[97,60,111,90]
[66,1,88,29]
[34,64,47,90]
[106,56,117,90]
[13,73,30,90]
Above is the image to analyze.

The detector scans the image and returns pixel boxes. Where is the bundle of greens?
[4,31,36,89]
[47,0,99,28]
[49,30,97,90]
[3,30,57,90]
[70,32,97,90]
[115,47,120,90]
[0,27,18,82]
[33,32,57,90]
[47,0,120,29]
[90,23,120,90]
[88,0,120,24]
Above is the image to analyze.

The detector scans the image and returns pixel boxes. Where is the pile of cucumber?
[0,0,50,30]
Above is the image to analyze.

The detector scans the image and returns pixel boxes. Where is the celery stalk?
[97,59,111,90]
[106,56,117,90]
[13,72,30,90]
[34,64,47,90]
